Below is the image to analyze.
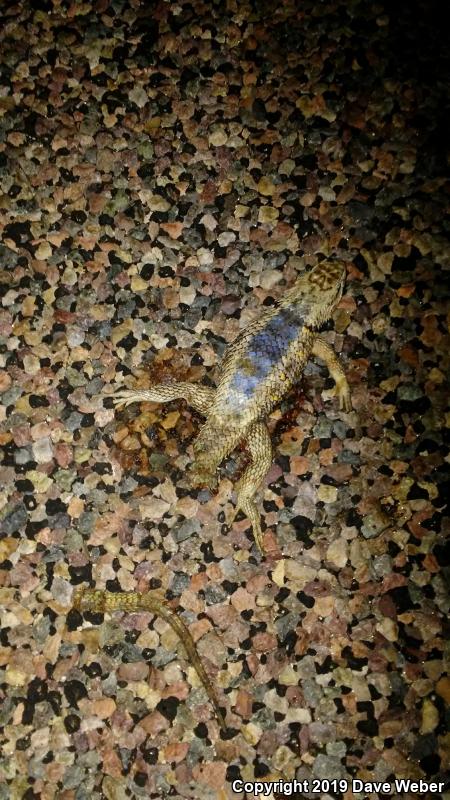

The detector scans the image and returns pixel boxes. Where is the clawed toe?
[339,393,352,412]
[110,390,140,408]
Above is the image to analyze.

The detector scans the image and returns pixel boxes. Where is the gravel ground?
[0,1,449,799]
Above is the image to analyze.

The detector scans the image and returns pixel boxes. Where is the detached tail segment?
[73,588,227,731]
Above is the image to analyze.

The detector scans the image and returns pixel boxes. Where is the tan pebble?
[118,662,149,682]
[35,241,52,260]
[148,194,170,212]
[54,442,73,468]
[420,698,439,733]
[161,742,189,764]
[130,276,147,292]
[5,666,28,686]
[235,689,253,718]
[379,719,404,737]
[26,470,53,492]
[241,722,262,745]
[376,617,398,641]
[91,698,117,719]
[23,354,40,375]
[160,222,184,239]
[163,288,179,309]
[0,537,18,561]
[279,158,295,175]
[21,295,36,317]
[208,128,228,146]
[160,410,180,430]
[257,176,276,196]
[290,455,310,475]
[271,559,285,586]
[258,205,279,223]
[273,745,295,771]
[299,191,316,207]
[68,496,84,518]
[61,265,77,285]
[200,213,218,231]
[230,587,255,613]
[278,665,298,685]
[284,560,316,583]
[317,484,338,503]
[394,242,411,258]
[102,776,129,800]
[175,496,199,517]
[179,286,196,305]
[0,371,12,392]
[32,437,53,464]
[372,314,389,334]
[112,426,130,444]
[428,367,445,384]
[252,632,277,652]
[120,434,142,450]
[318,186,336,202]
[314,596,335,617]
[414,678,433,697]
[219,178,233,194]
[286,708,312,724]
[138,498,171,520]
[30,421,51,440]
[326,538,348,568]
[255,590,274,608]
[74,448,91,463]
[144,117,161,131]
[436,676,450,704]
[259,269,282,290]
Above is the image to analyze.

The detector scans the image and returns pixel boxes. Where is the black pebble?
[64,679,88,707]
[156,696,179,722]
[64,714,81,733]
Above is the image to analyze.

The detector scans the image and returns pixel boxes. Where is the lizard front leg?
[112,383,219,488]
[234,421,273,554]
[111,383,215,416]
[311,337,352,412]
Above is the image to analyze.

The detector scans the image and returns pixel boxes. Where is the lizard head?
[285,261,347,326]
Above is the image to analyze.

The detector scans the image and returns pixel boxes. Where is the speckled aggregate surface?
[0,1,449,799]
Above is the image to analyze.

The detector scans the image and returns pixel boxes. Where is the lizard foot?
[338,384,352,412]
[232,499,265,556]
[109,389,150,408]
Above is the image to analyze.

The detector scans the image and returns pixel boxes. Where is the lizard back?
[191,262,345,478]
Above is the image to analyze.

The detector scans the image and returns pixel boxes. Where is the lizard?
[109,260,352,554]
[73,587,227,730]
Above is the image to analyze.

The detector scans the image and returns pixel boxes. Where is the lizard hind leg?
[190,421,244,491]
[110,382,215,416]
[234,421,273,554]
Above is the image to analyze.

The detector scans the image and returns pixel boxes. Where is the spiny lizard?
[110,260,352,553]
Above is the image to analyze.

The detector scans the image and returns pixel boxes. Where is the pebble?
[376,617,399,642]
[258,206,279,223]
[326,538,348,568]
[32,437,53,464]
[317,484,338,503]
